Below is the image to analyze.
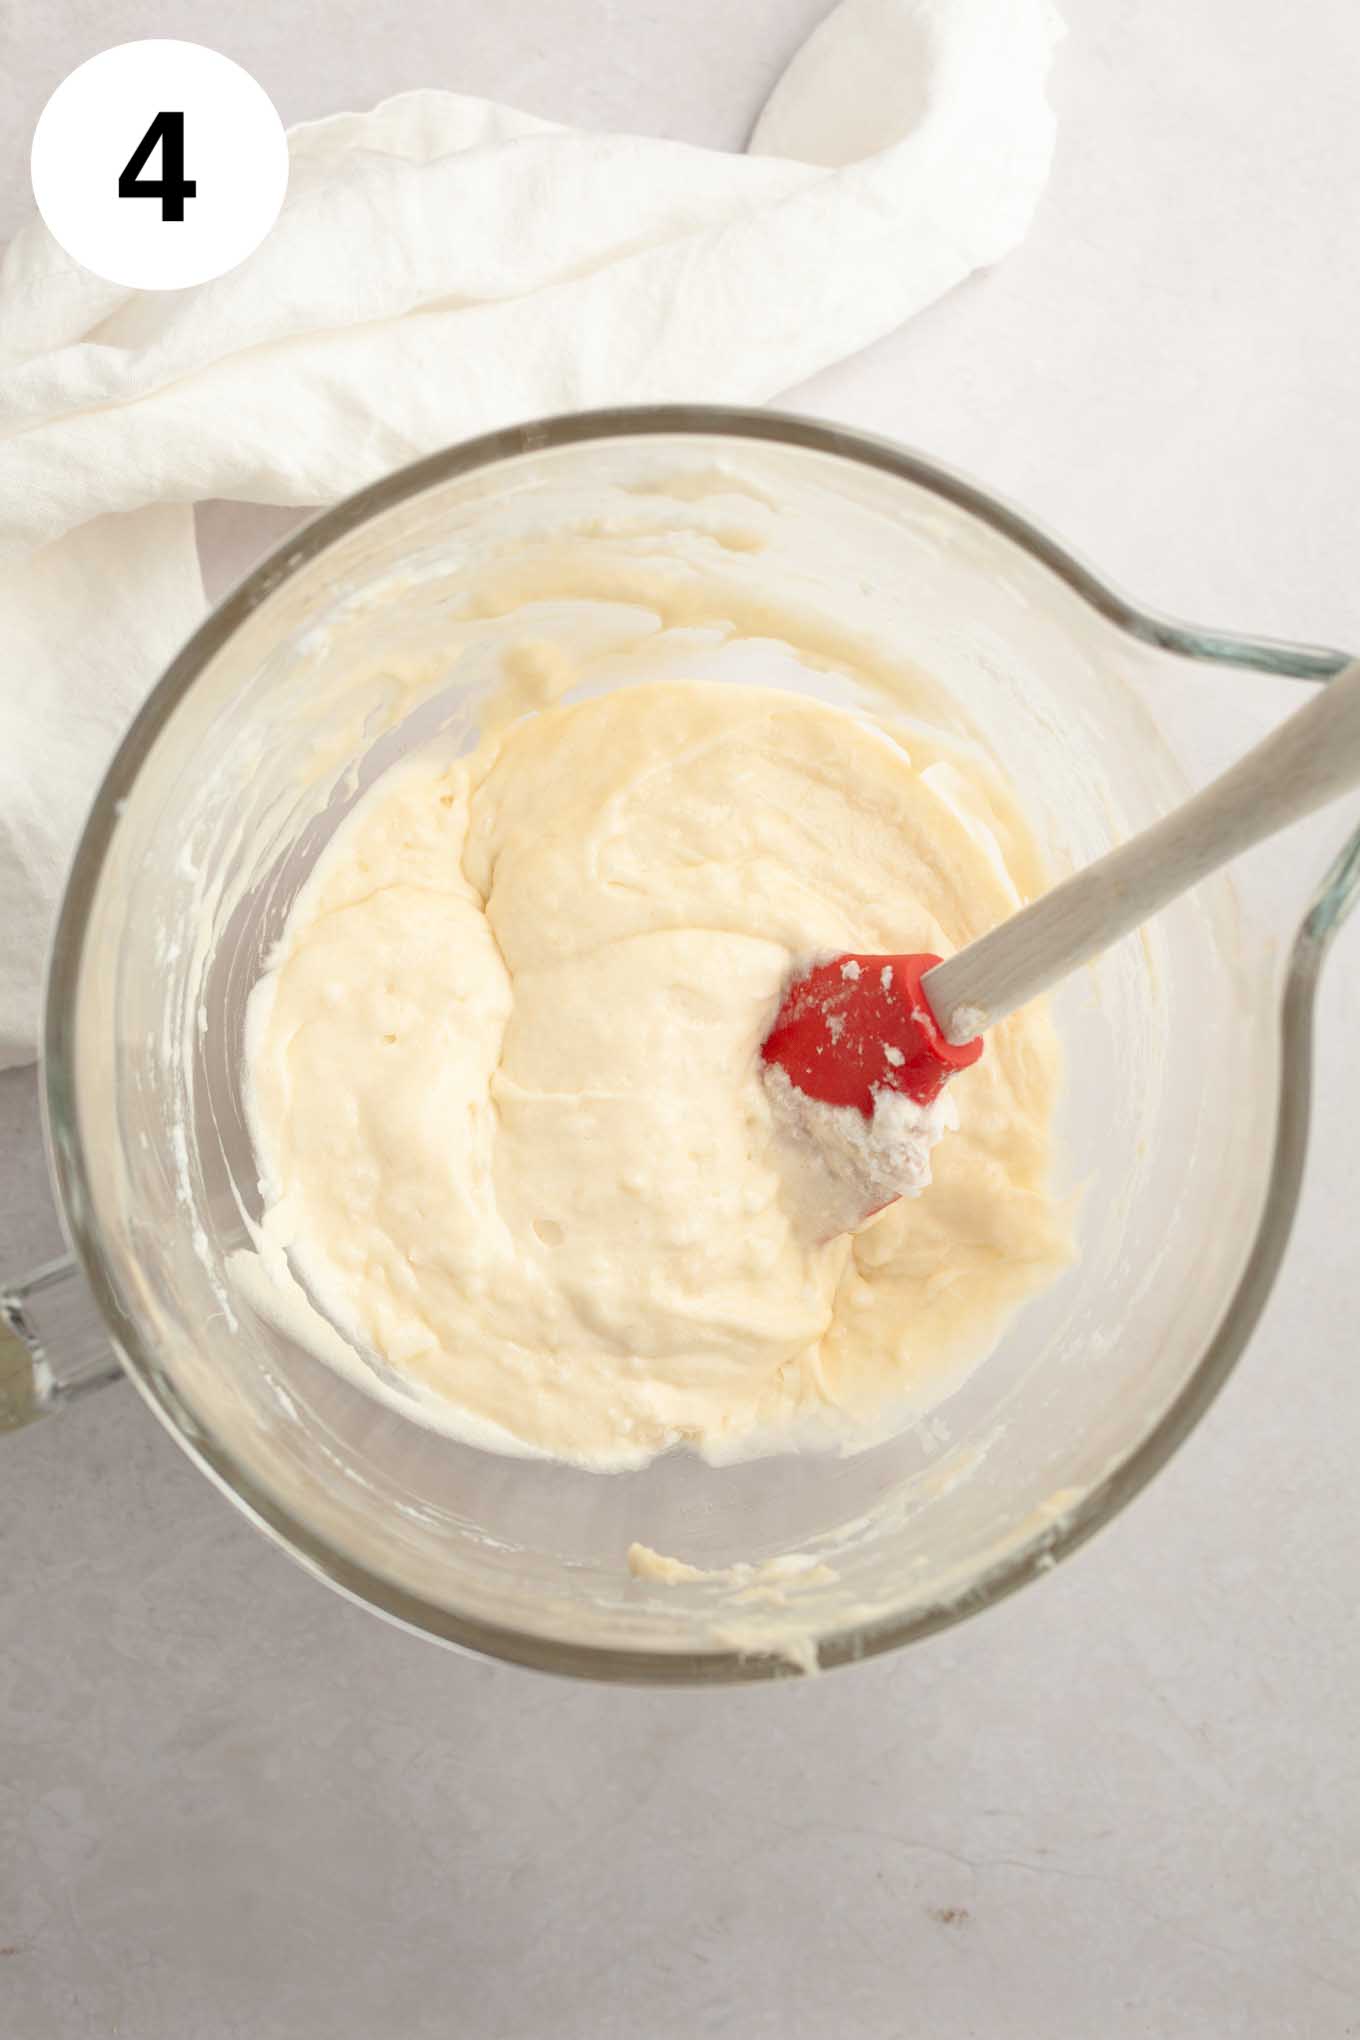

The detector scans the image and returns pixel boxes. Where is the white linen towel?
[0,0,1062,1065]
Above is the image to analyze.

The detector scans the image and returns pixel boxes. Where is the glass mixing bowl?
[3,408,1356,1681]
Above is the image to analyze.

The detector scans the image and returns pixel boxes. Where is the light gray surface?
[3,3,1359,2035]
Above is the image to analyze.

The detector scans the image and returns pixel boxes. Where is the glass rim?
[42,403,1359,1684]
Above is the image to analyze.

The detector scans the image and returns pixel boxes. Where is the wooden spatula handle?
[925,659,1360,1042]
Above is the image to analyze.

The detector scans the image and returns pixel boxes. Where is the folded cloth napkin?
[0,0,1062,1066]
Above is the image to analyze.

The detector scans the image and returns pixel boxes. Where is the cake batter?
[246,679,1070,1470]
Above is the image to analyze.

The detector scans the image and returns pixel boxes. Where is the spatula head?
[760,952,983,1113]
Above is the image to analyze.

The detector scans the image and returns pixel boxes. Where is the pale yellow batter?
[246,679,1070,1470]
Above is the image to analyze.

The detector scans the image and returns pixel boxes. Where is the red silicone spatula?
[761,952,982,1113]
[764,658,1360,1119]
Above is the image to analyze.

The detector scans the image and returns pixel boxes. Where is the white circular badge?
[31,40,289,290]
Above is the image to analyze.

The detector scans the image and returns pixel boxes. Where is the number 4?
[118,111,197,222]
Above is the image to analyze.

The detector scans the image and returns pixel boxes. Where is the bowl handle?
[0,1255,121,1434]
